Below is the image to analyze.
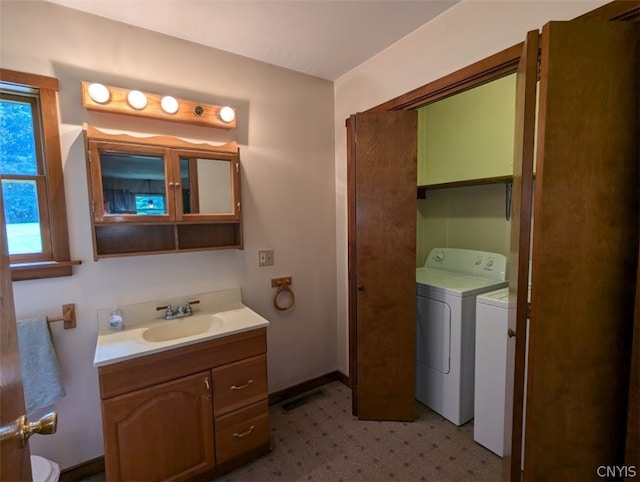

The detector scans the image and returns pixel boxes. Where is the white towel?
[16,317,66,415]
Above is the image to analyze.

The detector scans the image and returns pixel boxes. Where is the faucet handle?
[156,304,175,319]
[184,300,199,314]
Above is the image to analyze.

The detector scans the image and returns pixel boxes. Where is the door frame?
[345,0,639,460]
[349,0,640,394]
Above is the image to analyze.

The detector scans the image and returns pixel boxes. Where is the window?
[0,69,78,280]
[1,91,51,258]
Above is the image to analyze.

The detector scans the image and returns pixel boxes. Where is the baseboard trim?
[58,371,351,480]
[335,370,351,388]
[268,370,349,406]
[58,456,104,482]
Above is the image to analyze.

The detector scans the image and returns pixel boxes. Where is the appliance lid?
[476,287,511,307]
[424,248,507,281]
[416,267,508,296]
[476,285,532,307]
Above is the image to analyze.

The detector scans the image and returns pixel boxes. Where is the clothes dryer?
[416,248,508,426]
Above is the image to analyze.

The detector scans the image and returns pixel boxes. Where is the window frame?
[0,69,78,281]
[1,92,54,262]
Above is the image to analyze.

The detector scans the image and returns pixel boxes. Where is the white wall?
[1,0,336,469]
[334,0,608,375]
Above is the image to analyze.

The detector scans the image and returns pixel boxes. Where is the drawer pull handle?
[205,378,210,390]
[231,379,254,391]
[233,425,255,438]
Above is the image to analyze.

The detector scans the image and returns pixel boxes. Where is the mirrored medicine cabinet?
[83,124,242,259]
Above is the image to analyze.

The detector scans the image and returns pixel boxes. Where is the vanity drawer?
[212,354,268,416]
[215,400,270,464]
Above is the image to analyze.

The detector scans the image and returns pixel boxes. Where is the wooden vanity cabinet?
[98,329,270,481]
[101,372,215,481]
[83,124,243,259]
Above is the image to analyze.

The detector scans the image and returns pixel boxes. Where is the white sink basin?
[142,315,223,342]
[94,288,271,367]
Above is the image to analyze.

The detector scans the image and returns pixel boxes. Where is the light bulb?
[161,96,179,114]
[219,106,235,123]
[87,83,110,104]
[127,90,147,110]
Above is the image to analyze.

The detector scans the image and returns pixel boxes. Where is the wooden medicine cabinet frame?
[83,124,243,260]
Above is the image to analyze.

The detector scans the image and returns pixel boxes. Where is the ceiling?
[44,0,460,81]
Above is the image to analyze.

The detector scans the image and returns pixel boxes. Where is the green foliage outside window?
[0,96,43,254]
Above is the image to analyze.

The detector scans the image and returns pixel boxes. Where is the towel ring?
[272,277,295,312]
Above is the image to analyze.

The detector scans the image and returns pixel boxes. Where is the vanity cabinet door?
[101,371,214,481]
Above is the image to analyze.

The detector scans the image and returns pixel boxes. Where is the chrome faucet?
[156,300,200,320]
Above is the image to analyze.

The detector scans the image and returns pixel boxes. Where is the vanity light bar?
[81,81,236,130]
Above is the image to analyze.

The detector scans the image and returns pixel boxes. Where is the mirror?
[97,151,235,217]
[179,157,233,215]
[99,153,167,216]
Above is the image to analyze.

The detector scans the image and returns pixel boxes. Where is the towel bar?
[46,304,76,329]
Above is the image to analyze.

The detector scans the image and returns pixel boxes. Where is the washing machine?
[416,248,508,426]
[474,287,512,455]
[474,286,529,462]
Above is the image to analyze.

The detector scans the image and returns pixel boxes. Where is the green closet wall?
[417,73,516,186]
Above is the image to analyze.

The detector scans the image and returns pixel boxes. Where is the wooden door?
[0,188,32,481]
[502,29,538,481]
[102,371,215,481]
[347,110,417,421]
[507,21,639,481]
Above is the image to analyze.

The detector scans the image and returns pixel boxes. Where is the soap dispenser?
[109,306,125,331]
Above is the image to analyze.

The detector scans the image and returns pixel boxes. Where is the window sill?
[10,259,82,281]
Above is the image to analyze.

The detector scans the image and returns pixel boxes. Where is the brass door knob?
[0,412,57,447]
[508,328,516,338]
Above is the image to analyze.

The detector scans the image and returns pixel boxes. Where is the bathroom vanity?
[93,289,270,481]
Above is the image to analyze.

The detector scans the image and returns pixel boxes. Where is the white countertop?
[93,288,270,367]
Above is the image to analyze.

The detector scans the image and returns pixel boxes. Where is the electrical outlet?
[258,249,274,267]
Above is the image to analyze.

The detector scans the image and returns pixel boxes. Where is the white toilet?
[31,455,60,482]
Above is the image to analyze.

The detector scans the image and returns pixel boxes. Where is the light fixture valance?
[81,81,236,130]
